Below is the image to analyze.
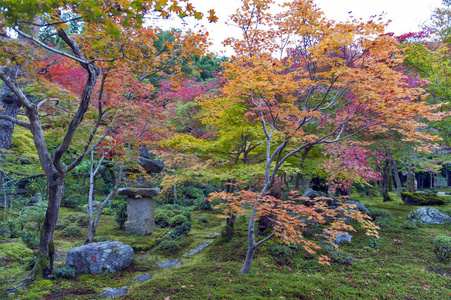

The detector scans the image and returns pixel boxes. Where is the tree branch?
[0,115,30,129]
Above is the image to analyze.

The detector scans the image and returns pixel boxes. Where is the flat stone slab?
[135,274,152,281]
[99,286,128,298]
[204,233,220,239]
[157,259,181,268]
[183,241,210,257]
[118,187,160,198]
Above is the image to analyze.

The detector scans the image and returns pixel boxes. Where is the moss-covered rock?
[401,192,445,206]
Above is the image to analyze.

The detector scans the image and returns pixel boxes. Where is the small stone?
[183,241,210,257]
[157,260,181,268]
[135,274,152,281]
[99,286,128,298]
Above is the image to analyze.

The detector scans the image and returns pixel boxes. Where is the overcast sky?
[155,0,444,55]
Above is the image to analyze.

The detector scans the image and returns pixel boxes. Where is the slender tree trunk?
[34,172,65,278]
[294,172,301,190]
[406,165,415,193]
[381,157,393,202]
[240,204,258,274]
[392,159,402,197]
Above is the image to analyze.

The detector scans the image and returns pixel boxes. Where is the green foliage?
[180,211,191,221]
[61,213,89,227]
[61,193,84,209]
[21,231,40,249]
[433,235,451,263]
[402,221,419,230]
[329,248,354,265]
[367,237,382,249]
[53,266,76,279]
[61,226,82,238]
[197,216,208,223]
[154,211,170,228]
[170,221,192,238]
[157,239,181,254]
[170,215,189,228]
[110,198,127,229]
[267,243,293,259]
[368,207,393,228]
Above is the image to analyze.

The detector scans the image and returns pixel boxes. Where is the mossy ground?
[2,192,451,299]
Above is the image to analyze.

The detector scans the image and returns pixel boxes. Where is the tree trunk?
[406,165,415,193]
[381,157,393,202]
[392,159,402,197]
[294,172,301,190]
[33,172,65,278]
[240,204,257,274]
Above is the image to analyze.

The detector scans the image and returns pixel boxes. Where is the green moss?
[113,247,118,253]
[401,192,446,206]
[61,226,82,237]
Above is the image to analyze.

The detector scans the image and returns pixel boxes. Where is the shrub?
[170,215,188,228]
[154,211,170,228]
[157,239,181,254]
[433,236,451,263]
[330,248,354,265]
[110,198,127,229]
[61,226,82,237]
[53,266,76,279]
[267,243,292,259]
[368,207,392,228]
[402,221,418,230]
[170,221,192,238]
[197,216,208,223]
[180,211,191,221]
[61,193,83,208]
[55,218,72,230]
[62,213,89,227]
[21,231,40,249]
[102,207,115,215]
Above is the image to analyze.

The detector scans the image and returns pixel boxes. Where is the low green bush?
[62,213,89,227]
[157,239,181,254]
[154,211,170,228]
[368,207,392,228]
[21,231,40,249]
[433,236,451,263]
[61,193,84,209]
[197,216,208,223]
[402,220,418,230]
[53,266,76,279]
[61,226,82,238]
[330,248,354,265]
[180,211,191,221]
[171,221,191,238]
[267,243,292,259]
[170,215,188,228]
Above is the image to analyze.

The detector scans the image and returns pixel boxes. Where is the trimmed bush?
[170,215,188,228]
[171,221,192,238]
[433,236,451,263]
[157,239,181,254]
[62,213,89,227]
[61,226,82,237]
[402,221,418,230]
[197,216,208,223]
[53,266,76,279]
[267,243,292,259]
[154,211,170,228]
[180,211,191,221]
[368,207,392,228]
[21,231,40,249]
[330,248,354,265]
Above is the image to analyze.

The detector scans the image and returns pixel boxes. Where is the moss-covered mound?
[401,192,445,206]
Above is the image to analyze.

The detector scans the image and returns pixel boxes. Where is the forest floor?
[1,191,451,299]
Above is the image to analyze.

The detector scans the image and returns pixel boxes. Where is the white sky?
[154,0,444,56]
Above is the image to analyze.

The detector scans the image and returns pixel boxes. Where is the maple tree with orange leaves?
[203,0,447,274]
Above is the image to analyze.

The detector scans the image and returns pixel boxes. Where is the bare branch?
[0,115,31,129]
[255,231,276,248]
[18,17,83,28]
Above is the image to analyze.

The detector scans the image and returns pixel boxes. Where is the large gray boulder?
[302,188,340,207]
[66,241,133,274]
[324,231,352,244]
[408,207,451,224]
